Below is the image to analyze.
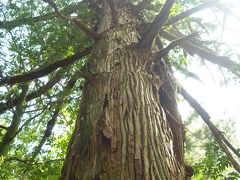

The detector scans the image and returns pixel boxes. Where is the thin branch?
[5,157,63,164]
[35,158,64,164]
[9,105,48,142]
[0,46,91,86]
[0,125,8,130]
[162,106,182,127]
[165,0,219,26]
[24,107,45,113]
[173,65,203,82]
[191,18,209,34]
[155,35,202,82]
[5,157,28,164]
[43,0,100,40]
[132,0,152,14]
[139,0,175,48]
[155,32,198,59]
[184,71,202,82]
[0,1,86,30]
[219,131,240,159]
[215,4,240,22]
[31,107,60,161]
[0,83,29,157]
[72,19,100,40]
[0,69,64,114]
[23,75,77,176]
[180,86,240,173]
[171,27,208,49]
[160,30,240,77]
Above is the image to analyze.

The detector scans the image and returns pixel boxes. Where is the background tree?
[0,0,240,179]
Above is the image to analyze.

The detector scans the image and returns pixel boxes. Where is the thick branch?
[155,32,198,59]
[165,0,219,26]
[0,46,91,86]
[180,86,240,173]
[0,1,86,30]
[160,30,240,77]
[184,44,240,76]
[139,0,175,48]
[43,0,100,40]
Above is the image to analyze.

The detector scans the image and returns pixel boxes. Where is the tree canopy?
[0,0,240,179]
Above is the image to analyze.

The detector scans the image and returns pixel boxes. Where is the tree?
[0,0,240,179]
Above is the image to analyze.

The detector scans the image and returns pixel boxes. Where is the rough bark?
[60,1,187,179]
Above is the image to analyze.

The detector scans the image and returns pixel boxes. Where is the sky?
[177,0,240,143]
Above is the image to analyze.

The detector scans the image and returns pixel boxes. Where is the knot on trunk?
[185,164,194,179]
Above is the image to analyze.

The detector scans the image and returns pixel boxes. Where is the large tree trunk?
[60,1,188,179]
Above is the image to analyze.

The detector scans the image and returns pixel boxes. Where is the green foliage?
[192,141,240,179]
[184,112,240,179]
[0,0,90,178]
